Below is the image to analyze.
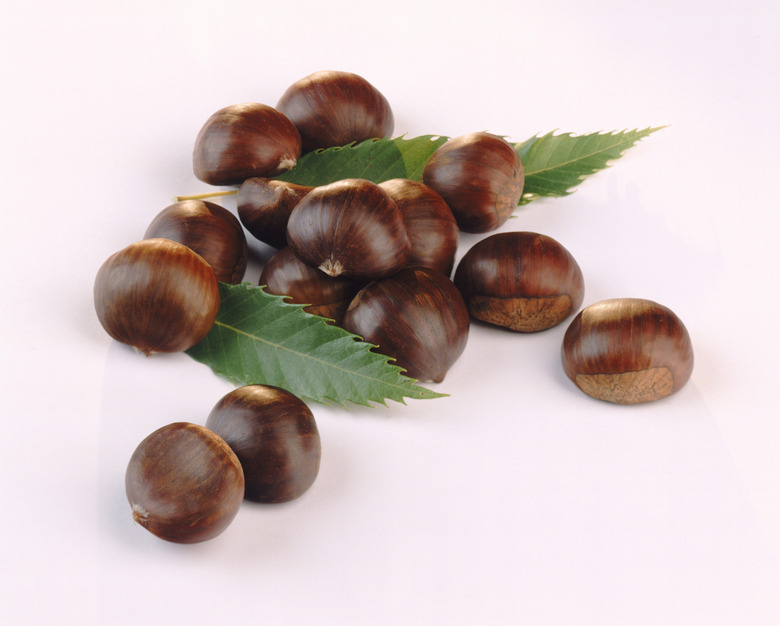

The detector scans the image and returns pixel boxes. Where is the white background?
[2,1,779,624]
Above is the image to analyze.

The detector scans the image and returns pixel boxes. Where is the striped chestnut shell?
[561,298,694,404]
[454,231,584,332]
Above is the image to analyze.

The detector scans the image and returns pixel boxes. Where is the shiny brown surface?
[93,239,220,354]
[561,298,694,404]
[454,231,584,331]
[379,178,459,276]
[259,247,362,324]
[286,178,411,280]
[206,385,321,504]
[422,132,524,233]
[276,70,394,152]
[192,102,301,186]
[144,199,248,283]
[342,267,470,383]
[125,422,245,544]
[237,178,313,249]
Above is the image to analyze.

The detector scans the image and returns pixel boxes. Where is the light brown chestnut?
[205,385,321,504]
[237,178,313,249]
[561,298,694,404]
[286,178,411,280]
[193,102,301,186]
[422,132,524,233]
[259,247,363,325]
[276,70,394,153]
[144,199,248,284]
[125,422,245,543]
[342,266,470,383]
[94,239,220,354]
[454,231,584,332]
[378,178,459,276]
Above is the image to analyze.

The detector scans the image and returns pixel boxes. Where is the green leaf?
[514,127,665,205]
[186,282,445,407]
[274,134,449,187]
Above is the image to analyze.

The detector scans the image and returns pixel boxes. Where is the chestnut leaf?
[271,129,664,207]
[515,127,666,204]
[186,282,445,408]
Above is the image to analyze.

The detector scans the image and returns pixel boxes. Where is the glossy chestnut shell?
[422,132,524,233]
[561,298,694,404]
[94,239,220,354]
[276,70,394,152]
[454,231,584,332]
[125,422,245,543]
[259,247,362,324]
[378,178,459,276]
[192,102,301,186]
[237,178,313,249]
[286,178,411,280]
[205,385,321,504]
[342,266,470,383]
[144,199,248,284]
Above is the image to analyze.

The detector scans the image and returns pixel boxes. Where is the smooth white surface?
[2,1,779,624]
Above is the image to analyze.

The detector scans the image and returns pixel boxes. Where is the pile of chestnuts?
[94,69,694,543]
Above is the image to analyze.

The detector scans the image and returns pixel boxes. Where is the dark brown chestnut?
[286,178,411,280]
[378,178,459,276]
[454,231,584,332]
[276,70,394,152]
[561,298,694,404]
[192,102,301,186]
[422,132,524,233]
[259,247,363,324]
[125,422,245,543]
[94,239,220,354]
[143,199,248,284]
[205,385,321,504]
[237,178,313,249]
[342,266,470,383]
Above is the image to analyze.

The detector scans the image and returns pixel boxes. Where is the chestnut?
[205,385,321,504]
[125,422,245,543]
[342,266,470,383]
[259,247,362,324]
[192,102,301,186]
[276,70,394,152]
[378,178,459,276]
[94,238,220,354]
[422,132,524,233]
[286,178,411,280]
[454,231,584,332]
[561,298,694,404]
[144,199,248,284]
[237,178,313,249]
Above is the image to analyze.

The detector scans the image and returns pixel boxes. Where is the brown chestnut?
[144,199,248,284]
[422,132,524,233]
[94,239,220,354]
[205,385,321,504]
[259,247,362,324]
[342,266,470,383]
[561,298,694,404]
[454,231,584,332]
[276,70,394,152]
[378,178,459,276]
[237,178,313,249]
[125,422,245,543]
[192,102,301,186]
[286,178,411,280]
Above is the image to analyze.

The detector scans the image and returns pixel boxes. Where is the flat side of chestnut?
[468,294,574,332]
[574,367,675,404]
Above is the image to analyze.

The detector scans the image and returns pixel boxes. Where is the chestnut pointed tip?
[319,259,345,277]
[131,503,149,525]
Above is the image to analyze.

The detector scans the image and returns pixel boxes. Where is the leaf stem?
[174,189,238,202]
